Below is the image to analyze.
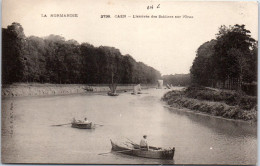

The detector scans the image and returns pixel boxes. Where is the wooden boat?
[110,140,175,160]
[131,84,142,95]
[71,122,93,129]
[108,72,119,96]
[107,91,119,96]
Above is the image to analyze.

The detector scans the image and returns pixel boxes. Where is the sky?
[2,0,258,75]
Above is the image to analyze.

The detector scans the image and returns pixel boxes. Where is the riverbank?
[162,86,257,122]
[2,83,156,97]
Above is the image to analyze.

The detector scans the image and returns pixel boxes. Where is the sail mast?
[111,72,114,85]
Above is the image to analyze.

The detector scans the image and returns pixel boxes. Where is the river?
[1,88,257,164]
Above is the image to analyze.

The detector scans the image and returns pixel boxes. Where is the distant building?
[157,80,163,89]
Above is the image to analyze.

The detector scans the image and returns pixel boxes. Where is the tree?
[212,24,256,89]
[190,24,257,91]
[190,40,216,86]
[2,22,26,83]
[163,74,191,86]
[2,22,162,85]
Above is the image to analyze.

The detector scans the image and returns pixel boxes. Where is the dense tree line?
[190,24,257,91]
[163,74,191,86]
[2,22,161,84]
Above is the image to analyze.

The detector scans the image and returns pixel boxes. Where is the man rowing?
[72,117,90,124]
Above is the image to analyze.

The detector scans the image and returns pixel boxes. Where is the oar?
[51,123,71,126]
[94,123,104,126]
[126,141,135,146]
[126,137,136,144]
[125,138,140,147]
[126,137,133,142]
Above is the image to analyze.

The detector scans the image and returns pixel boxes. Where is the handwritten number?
[147,5,153,10]
[147,4,160,10]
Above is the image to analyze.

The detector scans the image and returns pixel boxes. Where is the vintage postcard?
[1,0,258,165]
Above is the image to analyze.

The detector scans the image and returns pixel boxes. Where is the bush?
[162,87,257,121]
[183,86,257,110]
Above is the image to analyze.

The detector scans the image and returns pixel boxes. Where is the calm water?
[2,88,257,164]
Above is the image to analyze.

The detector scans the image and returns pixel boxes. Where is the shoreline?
[163,105,256,125]
[2,83,156,98]
[162,88,257,122]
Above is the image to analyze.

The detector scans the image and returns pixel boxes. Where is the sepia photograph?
[1,0,258,165]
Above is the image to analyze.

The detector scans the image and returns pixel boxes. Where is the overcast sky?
[2,0,258,75]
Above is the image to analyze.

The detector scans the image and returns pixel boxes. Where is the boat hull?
[71,122,93,129]
[107,92,119,96]
[110,140,175,160]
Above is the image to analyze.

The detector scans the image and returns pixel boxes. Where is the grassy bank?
[162,86,257,122]
[2,83,156,97]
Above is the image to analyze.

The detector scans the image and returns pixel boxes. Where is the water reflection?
[165,106,257,138]
[110,152,175,164]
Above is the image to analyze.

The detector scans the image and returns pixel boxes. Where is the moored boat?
[110,140,175,160]
[108,72,119,96]
[131,84,142,95]
[107,91,119,96]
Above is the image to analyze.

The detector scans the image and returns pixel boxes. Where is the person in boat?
[140,135,149,151]
[83,117,89,124]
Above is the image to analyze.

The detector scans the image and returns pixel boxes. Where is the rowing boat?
[71,122,93,129]
[107,91,119,96]
[110,140,175,160]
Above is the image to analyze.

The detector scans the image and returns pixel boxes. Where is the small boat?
[131,84,142,95]
[107,91,119,96]
[110,140,175,160]
[108,72,119,96]
[71,121,94,129]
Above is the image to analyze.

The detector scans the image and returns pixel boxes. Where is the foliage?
[2,22,26,83]
[190,24,257,91]
[190,40,216,86]
[162,74,191,86]
[162,88,257,121]
[2,23,161,84]
[183,86,256,110]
